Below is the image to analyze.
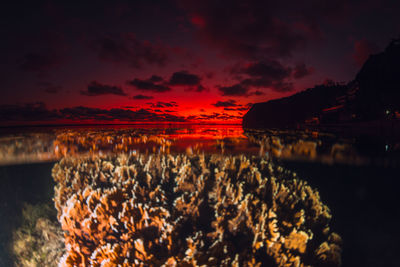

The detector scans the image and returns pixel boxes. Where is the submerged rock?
[53,153,341,266]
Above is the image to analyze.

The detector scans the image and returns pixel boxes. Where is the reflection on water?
[1,124,400,165]
[0,125,399,266]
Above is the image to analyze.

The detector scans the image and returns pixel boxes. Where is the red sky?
[1,0,399,125]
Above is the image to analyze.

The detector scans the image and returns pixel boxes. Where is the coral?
[11,203,64,267]
[53,153,341,266]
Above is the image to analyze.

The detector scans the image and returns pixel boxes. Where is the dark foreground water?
[0,125,399,266]
[282,162,400,267]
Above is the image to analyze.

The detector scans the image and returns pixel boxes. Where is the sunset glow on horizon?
[1,0,399,125]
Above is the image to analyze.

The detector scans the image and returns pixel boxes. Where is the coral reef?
[12,203,64,267]
[53,153,341,266]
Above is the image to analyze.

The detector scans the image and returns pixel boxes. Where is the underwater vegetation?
[52,153,341,266]
[11,202,64,267]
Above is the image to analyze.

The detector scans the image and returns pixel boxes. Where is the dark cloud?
[0,103,186,123]
[212,100,237,107]
[223,107,236,111]
[236,106,250,111]
[0,102,59,121]
[148,101,178,108]
[168,70,208,92]
[248,90,264,96]
[218,84,249,96]
[81,81,127,96]
[225,60,302,93]
[212,99,251,112]
[148,75,164,82]
[92,33,168,68]
[352,39,379,67]
[132,94,154,100]
[129,71,207,93]
[185,84,208,92]
[293,63,314,79]
[232,60,292,89]
[127,77,171,92]
[179,0,350,60]
[223,107,249,111]
[169,70,201,85]
[59,106,185,122]
[187,112,242,121]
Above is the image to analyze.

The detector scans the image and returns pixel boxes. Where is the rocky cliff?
[243,82,347,128]
[243,38,400,129]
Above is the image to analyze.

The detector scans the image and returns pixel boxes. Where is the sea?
[0,124,399,267]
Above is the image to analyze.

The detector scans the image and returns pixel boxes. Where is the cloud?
[148,75,164,82]
[292,63,314,79]
[224,60,304,93]
[168,70,208,92]
[132,94,154,100]
[223,107,249,111]
[169,70,201,85]
[187,112,242,121]
[212,99,251,112]
[248,90,264,96]
[0,102,59,121]
[127,77,171,92]
[218,84,249,96]
[352,39,379,67]
[81,81,127,96]
[232,60,292,89]
[58,106,185,122]
[186,84,208,92]
[0,103,186,123]
[179,0,349,60]
[129,71,207,93]
[92,33,168,68]
[212,100,237,107]
[148,101,178,108]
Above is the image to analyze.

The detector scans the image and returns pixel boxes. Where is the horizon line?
[0,122,243,129]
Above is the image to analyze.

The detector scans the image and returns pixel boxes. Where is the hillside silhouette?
[243,38,400,129]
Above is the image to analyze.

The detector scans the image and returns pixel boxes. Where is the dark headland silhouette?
[243,38,400,134]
